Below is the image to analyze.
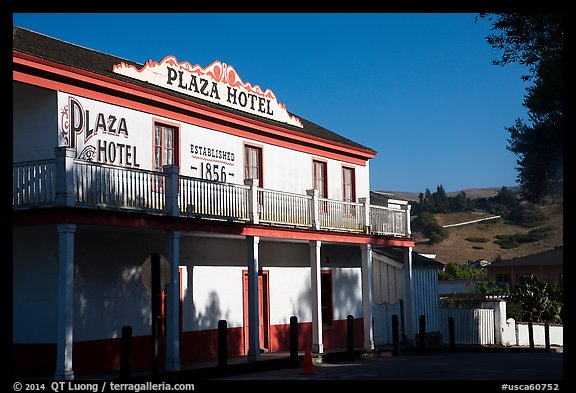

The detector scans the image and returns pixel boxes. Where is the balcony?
[12,148,411,237]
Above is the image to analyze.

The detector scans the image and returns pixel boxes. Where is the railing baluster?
[14,160,407,237]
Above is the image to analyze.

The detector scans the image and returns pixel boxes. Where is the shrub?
[465,237,489,243]
[413,212,449,244]
[506,203,548,227]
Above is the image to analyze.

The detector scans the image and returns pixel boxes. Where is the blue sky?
[13,13,529,193]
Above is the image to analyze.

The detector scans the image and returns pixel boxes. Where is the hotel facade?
[13,26,417,378]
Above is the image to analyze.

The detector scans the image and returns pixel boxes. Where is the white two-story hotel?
[13,26,416,379]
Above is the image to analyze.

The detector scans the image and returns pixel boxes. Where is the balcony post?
[163,165,180,216]
[55,147,76,207]
[405,203,412,237]
[244,178,259,224]
[306,189,320,230]
[359,197,370,234]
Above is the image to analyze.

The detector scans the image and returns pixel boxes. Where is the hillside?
[413,204,563,264]
[377,186,520,202]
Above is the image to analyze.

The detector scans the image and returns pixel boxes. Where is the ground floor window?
[496,274,510,288]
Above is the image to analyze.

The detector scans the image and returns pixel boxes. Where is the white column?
[361,244,374,350]
[309,240,323,354]
[165,230,181,371]
[246,236,261,361]
[54,147,76,207]
[55,224,76,380]
[402,246,414,345]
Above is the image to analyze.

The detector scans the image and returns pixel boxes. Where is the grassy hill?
[413,204,563,264]
[377,186,520,202]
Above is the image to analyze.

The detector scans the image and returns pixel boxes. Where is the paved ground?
[216,351,564,381]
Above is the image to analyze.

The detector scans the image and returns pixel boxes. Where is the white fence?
[515,322,563,346]
[439,308,495,345]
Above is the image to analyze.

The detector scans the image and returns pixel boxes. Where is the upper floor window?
[154,123,178,171]
[342,166,356,202]
[313,160,328,198]
[244,145,263,185]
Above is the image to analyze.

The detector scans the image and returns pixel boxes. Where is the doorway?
[242,269,270,354]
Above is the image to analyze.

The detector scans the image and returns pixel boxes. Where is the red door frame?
[242,269,270,355]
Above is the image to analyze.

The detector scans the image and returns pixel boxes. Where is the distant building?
[471,259,492,268]
[486,248,563,288]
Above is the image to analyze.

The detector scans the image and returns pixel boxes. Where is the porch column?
[55,224,76,380]
[402,246,414,345]
[54,147,76,207]
[360,244,374,350]
[309,240,323,354]
[246,236,261,361]
[165,230,181,371]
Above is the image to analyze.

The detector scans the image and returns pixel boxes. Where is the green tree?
[512,274,561,323]
[433,185,449,213]
[492,186,520,209]
[413,211,449,244]
[478,14,563,203]
[439,263,487,281]
[449,190,470,212]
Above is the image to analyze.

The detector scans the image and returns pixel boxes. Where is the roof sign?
[113,56,303,128]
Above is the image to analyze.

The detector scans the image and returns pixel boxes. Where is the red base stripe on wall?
[13,318,365,377]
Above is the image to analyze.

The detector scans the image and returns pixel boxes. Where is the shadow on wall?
[190,291,229,331]
[332,268,362,320]
[182,291,244,362]
[74,256,151,340]
[293,284,311,323]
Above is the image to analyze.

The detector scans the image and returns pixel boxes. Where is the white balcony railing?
[75,161,166,212]
[370,204,408,237]
[12,159,56,208]
[258,188,312,227]
[12,148,411,237]
[319,198,365,232]
[179,175,250,221]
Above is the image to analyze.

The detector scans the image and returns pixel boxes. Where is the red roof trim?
[13,51,376,164]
